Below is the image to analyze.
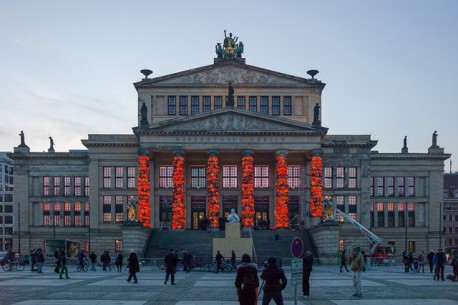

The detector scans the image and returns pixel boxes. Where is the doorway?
[191,196,206,230]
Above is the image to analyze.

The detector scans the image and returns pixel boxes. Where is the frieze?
[174,136,287,143]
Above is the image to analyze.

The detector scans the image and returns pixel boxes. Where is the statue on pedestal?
[312,103,321,126]
[432,130,438,147]
[227,208,240,223]
[49,136,55,151]
[19,131,27,147]
[215,30,244,59]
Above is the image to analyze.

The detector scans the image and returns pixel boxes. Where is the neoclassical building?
[9,37,450,258]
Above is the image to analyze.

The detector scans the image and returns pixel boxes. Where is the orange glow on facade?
[207,155,220,228]
[137,156,151,228]
[241,155,254,227]
[310,156,323,217]
[275,155,289,228]
[172,155,186,229]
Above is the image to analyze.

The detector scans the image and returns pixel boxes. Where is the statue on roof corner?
[215,30,244,59]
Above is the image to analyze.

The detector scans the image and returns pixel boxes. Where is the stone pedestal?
[121,221,151,258]
[309,221,341,265]
[213,222,252,258]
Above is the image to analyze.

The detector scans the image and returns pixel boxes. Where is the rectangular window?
[74,177,82,196]
[64,202,71,226]
[127,167,136,189]
[223,166,238,188]
[237,96,245,109]
[336,167,344,188]
[203,96,211,112]
[179,96,188,115]
[43,202,51,226]
[115,196,123,222]
[191,96,199,115]
[214,96,222,110]
[348,167,357,188]
[324,167,332,189]
[370,177,374,196]
[377,202,384,227]
[191,167,206,188]
[387,177,394,196]
[397,177,405,196]
[64,177,71,196]
[336,196,345,222]
[54,202,60,226]
[283,96,292,116]
[159,166,174,188]
[84,177,90,196]
[53,177,61,196]
[84,202,89,226]
[115,167,123,189]
[103,167,112,189]
[248,96,257,112]
[387,202,395,227]
[168,96,176,115]
[376,177,384,196]
[103,196,112,222]
[254,166,269,188]
[74,202,81,226]
[114,240,123,252]
[287,166,300,189]
[159,195,173,222]
[398,202,405,227]
[43,177,50,196]
[408,202,415,226]
[407,177,415,196]
[272,96,280,116]
[260,96,269,114]
[348,196,357,219]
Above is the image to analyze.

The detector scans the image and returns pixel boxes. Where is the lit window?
[191,167,206,188]
[348,167,357,188]
[103,196,112,222]
[159,166,173,188]
[254,166,269,188]
[64,202,71,226]
[43,202,51,226]
[287,166,300,189]
[103,167,112,189]
[223,166,238,188]
[84,177,90,196]
[115,196,123,222]
[127,167,136,189]
[74,177,82,196]
[336,167,344,188]
[114,239,123,252]
[54,202,60,226]
[53,177,61,196]
[74,202,81,226]
[64,177,71,196]
[324,167,332,189]
[84,202,89,226]
[43,177,50,196]
[115,167,123,189]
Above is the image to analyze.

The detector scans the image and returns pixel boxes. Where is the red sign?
[291,237,303,258]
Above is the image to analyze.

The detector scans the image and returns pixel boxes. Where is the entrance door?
[288,195,299,228]
[159,196,173,229]
[191,196,206,230]
[254,195,269,229]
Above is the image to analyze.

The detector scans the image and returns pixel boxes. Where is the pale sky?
[1,1,457,171]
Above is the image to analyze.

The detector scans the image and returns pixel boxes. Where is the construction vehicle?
[324,198,396,264]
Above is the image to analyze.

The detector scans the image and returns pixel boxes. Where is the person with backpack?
[260,256,287,305]
[234,253,259,305]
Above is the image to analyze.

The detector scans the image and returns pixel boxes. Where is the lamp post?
[439,202,442,250]
[18,201,21,254]
[404,205,408,252]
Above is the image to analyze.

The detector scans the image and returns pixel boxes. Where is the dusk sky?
[1,1,457,171]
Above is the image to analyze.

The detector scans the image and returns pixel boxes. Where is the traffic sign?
[291,237,303,258]
[291,258,303,285]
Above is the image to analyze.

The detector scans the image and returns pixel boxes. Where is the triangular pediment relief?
[142,109,325,134]
[136,62,318,87]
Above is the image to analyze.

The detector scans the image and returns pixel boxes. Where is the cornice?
[370,153,451,161]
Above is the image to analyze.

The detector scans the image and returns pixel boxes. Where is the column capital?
[275,149,288,157]
[242,149,254,157]
[137,148,150,157]
[173,149,185,157]
[207,149,219,157]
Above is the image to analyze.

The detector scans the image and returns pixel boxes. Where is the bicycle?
[77,260,89,272]
[2,259,25,272]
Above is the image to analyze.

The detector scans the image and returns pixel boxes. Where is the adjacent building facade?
[444,172,458,252]
[0,152,14,251]
[8,39,450,258]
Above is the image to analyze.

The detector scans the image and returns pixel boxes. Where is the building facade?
[0,152,14,251]
[444,173,458,252]
[8,39,450,258]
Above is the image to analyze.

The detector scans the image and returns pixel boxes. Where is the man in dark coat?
[427,250,435,273]
[234,253,259,305]
[53,248,61,273]
[302,250,313,297]
[126,249,139,283]
[164,249,178,285]
[260,256,288,305]
[215,250,225,273]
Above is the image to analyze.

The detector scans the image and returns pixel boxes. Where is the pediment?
[136,61,320,87]
[141,109,326,134]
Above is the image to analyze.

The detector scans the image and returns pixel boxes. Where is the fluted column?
[137,148,151,228]
[172,150,186,229]
[275,150,289,228]
[241,150,254,227]
[207,150,220,229]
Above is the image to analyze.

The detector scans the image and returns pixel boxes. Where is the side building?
[0,152,14,251]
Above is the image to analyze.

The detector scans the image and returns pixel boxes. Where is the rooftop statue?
[19,130,26,147]
[227,208,240,223]
[432,130,438,147]
[49,136,55,151]
[215,30,244,59]
[140,102,149,126]
[312,103,321,126]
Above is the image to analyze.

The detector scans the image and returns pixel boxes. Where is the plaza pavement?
[1,264,458,305]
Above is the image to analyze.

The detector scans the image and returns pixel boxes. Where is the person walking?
[101,251,112,272]
[234,253,259,305]
[433,248,446,281]
[427,250,435,273]
[340,250,349,272]
[58,249,70,279]
[89,251,97,271]
[164,249,178,285]
[35,248,45,273]
[126,249,139,283]
[231,250,237,270]
[450,250,458,281]
[260,256,288,305]
[53,248,61,273]
[183,249,192,274]
[215,250,225,273]
[350,246,364,297]
[116,252,123,272]
[418,251,425,273]
[30,248,37,272]
[302,250,313,298]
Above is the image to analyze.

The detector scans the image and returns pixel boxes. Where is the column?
[275,150,289,228]
[241,150,254,227]
[310,149,323,219]
[207,150,220,229]
[137,148,151,228]
[172,149,186,229]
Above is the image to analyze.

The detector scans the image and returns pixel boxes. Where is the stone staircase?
[143,228,317,262]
